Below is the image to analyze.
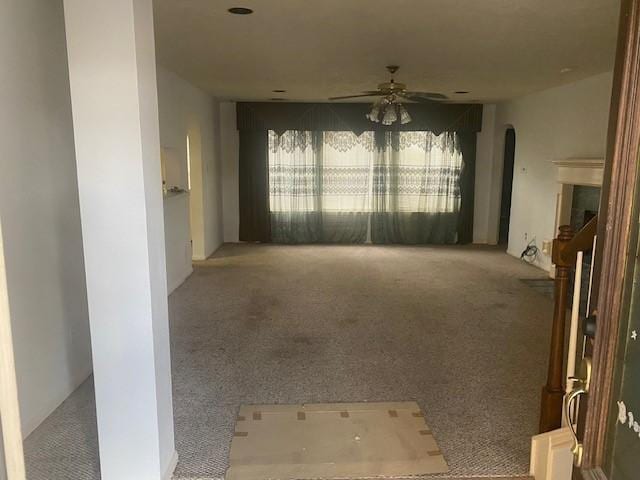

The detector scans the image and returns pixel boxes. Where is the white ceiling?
[153,0,620,103]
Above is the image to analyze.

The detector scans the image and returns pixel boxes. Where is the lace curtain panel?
[268,130,463,244]
[371,131,462,244]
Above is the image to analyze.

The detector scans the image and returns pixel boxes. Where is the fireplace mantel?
[551,157,605,187]
[548,158,604,278]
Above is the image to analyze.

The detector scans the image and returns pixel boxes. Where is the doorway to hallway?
[499,128,516,247]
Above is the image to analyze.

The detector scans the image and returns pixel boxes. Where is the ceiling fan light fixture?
[381,105,398,126]
[367,104,381,122]
[399,105,412,125]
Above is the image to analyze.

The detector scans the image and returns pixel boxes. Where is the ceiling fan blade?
[328,93,385,100]
[403,91,449,100]
[400,93,445,104]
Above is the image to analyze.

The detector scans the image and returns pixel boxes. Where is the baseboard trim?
[530,426,573,480]
[193,242,224,262]
[167,267,193,294]
[22,367,93,438]
[203,241,223,260]
[163,450,179,480]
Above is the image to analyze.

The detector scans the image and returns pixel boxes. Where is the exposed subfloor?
[24,244,552,479]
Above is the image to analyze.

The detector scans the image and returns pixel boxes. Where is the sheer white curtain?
[268,130,463,244]
[321,131,375,212]
[374,131,462,213]
[269,131,317,213]
[268,130,374,242]
[372,131,463,243]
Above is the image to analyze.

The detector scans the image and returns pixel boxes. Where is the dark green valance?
[237,102,483,135]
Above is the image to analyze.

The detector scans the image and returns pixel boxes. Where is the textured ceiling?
[153,0,620,103]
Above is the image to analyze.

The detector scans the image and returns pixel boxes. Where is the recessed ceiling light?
[560,67,573,74]
[272,89,286,93]
[454,91,469,94]
[228,7,253,15]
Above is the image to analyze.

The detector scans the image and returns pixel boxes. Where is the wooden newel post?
[539,224,575,433]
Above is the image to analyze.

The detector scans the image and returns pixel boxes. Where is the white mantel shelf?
[552,157,605,187]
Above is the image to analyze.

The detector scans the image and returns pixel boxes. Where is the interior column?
[62,1,176,479]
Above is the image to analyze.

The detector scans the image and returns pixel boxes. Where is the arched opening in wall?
[498,127,516,247]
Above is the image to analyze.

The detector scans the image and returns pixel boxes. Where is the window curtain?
[371,131,462,244]
[268,130,466,244]
[237,103,481,244]
[239,130,271,242]
[457,131,476,244]
[269,130,374,243]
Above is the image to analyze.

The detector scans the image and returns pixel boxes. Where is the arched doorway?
[499,127,516,246]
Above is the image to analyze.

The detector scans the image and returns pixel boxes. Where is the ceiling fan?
[328,66,448,125]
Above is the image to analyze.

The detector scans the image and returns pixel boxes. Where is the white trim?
[552,157,605,187]
[566,251,584,415]
[530,427,574,480]
[552,157,605,169]
[167,267,193,295]
[200,241,223,262]
[163,451,179,480]
[21,367,93,438]
[0,219,26,479]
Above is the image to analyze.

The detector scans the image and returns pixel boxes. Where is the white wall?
[157,66,224,279]
[221,102,240,243]
[0,0,92,439]
[163,193,192,293]
[487,73,613,270]
[205,99,225,256]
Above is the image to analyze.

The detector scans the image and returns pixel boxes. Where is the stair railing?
[539,215,598,433]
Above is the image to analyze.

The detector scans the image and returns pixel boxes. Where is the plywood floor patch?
[226,401,449,480]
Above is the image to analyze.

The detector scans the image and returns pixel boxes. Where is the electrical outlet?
[542,240,552,255]
[524,232,528,241]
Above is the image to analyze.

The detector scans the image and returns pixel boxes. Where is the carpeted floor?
[24,244,552,479]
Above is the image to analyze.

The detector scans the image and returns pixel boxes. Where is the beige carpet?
[24,244,552,480]
[227,402,448,480]
[170,244,552,478]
